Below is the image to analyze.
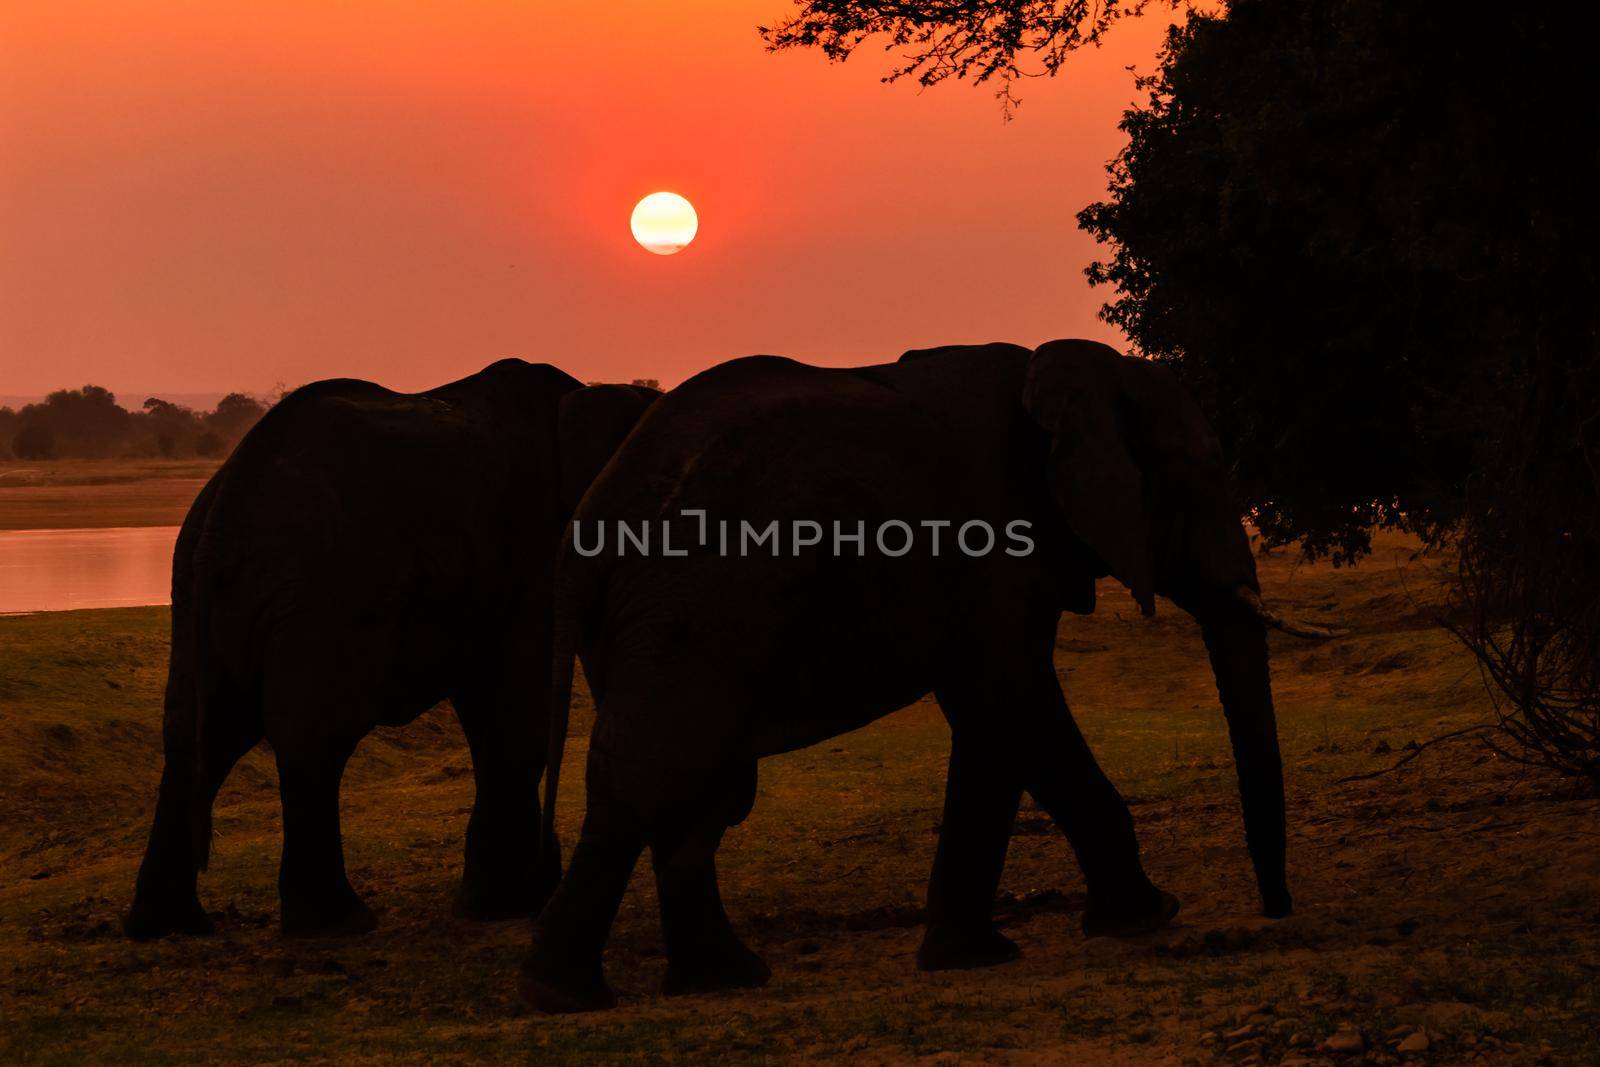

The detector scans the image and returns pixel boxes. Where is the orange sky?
[0,2,1178,397]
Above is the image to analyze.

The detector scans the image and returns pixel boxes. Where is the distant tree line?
[591,378,663,391]
[769,0,1600,784]
[0,387,268,461]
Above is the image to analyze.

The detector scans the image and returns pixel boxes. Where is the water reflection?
[0,527,177,613]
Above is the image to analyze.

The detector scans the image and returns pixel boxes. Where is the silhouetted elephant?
[125,360,657,940]
[519,340,1337,1011]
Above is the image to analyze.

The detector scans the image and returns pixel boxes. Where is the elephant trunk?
[1199,608,1293,918]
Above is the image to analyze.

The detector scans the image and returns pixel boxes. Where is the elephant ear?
[1023,340,1158,617]
[557,384,659,513]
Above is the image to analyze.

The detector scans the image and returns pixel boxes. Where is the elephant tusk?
[1231,585,1348,640]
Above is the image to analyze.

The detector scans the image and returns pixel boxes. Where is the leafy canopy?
[1077,2,1590,561]
[762,1,1161,113]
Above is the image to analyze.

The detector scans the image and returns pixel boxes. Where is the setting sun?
[630,191,698,255]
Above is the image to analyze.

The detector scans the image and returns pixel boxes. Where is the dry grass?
[0,459,217,530]
[2,533,1597,1064]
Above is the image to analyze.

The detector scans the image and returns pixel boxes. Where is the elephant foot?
[518,950,616,1014]
[1259,884,1293,919]
[916,923,1021,971]
[124,883,214,940]
[661,938,771,996]
[1083,887,1180,938]
[280,891,378,939]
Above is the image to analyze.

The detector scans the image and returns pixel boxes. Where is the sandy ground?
[1,531,1597,1063]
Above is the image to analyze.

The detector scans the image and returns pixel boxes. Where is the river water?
[0,527,177,613]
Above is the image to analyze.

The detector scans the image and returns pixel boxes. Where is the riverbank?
[0,459,215,530]
[2,533,1596,1062]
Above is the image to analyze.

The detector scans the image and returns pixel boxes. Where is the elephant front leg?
[519,749,644,1013]
[918,725,1025,971]
[1024,684,1178,937]
[653,815,769,996]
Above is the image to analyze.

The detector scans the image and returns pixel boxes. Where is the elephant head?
[1022,338,1334,918]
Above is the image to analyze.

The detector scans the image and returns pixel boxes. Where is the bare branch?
[1334,725,1497,786]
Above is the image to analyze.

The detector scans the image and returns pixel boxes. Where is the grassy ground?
[0,459,217,530]
[1,533,1597,1064]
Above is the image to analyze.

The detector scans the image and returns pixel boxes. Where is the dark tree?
[1077,2,1595,561]
[0,387,270,460]
[0,407,17,459]
[13,423,56,460]
[133,398,204,458]
[204,392,267,447]
[17,385,132,458]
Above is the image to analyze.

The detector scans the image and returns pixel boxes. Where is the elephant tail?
[183,482,230,873]
[135,469,231,891]
[540,549,584,879]
[182,474,259,873]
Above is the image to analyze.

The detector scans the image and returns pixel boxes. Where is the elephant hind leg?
[126,684,256,940]
[653,765,769,996]
[274,732,375,938]
[453,685,554,922]
[918,708,1025,971]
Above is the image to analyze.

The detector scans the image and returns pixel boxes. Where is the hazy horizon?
[0,390,244,413]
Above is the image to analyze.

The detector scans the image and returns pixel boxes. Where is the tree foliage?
[12,422,56,461]
[204,392,268,443]
[0,407,18,459]
[21,385,131,458]
[139,398,203,458]
[1077,2,1594,562]
[4,387,269,459]
[761,0,1159,112]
